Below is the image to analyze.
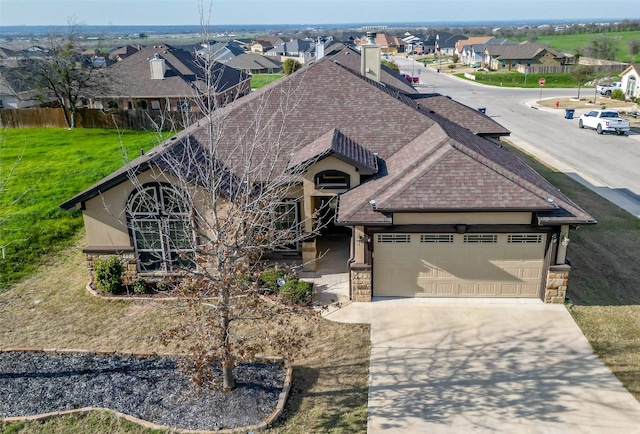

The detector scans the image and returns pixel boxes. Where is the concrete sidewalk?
[327,299,640,433]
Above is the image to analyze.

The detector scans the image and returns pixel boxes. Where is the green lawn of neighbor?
[536,31,640,63]
[0,128,168,291]
[251,74,285,89]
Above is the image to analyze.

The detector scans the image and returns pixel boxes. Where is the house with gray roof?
[265,38,323,64]
[0,62,53,108]
[92,43,251,112]
[62,36,593,304]
[222,53,282,75]
[483,41,567,71]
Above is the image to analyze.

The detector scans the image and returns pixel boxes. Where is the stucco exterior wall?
[302,156,360,232]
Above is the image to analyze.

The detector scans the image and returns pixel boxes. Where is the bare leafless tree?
[121,4,327,390]
[28,20,109,128]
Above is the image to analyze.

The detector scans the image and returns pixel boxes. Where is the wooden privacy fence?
[516,61,629,75]
[0,107,195,131]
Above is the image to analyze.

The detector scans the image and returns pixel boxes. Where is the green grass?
[251,74,284,89]
[535,31,640,63]
[456,71,579,88]
[0,128,168,291]
[1,411,168,433]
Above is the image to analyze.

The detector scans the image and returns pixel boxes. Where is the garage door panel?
[436,283,455,295]
[458,283,476,295]
[373,233,546,298]
[478,283,498,296]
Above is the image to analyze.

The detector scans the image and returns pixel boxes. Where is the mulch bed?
[0,352,285,431]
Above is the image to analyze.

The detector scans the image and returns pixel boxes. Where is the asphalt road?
[392,56,640,217]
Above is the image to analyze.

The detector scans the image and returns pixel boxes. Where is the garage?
[373,233,546,298]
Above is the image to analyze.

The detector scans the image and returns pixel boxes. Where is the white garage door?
[373,233,546,298]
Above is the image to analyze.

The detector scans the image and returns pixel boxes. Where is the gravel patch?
[0,352,285,431]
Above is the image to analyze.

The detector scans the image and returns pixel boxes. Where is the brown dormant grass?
[0,235,369,433]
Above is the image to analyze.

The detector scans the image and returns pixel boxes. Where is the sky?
[1,0,638,27]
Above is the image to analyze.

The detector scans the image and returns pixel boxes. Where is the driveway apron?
[327,299,640,433]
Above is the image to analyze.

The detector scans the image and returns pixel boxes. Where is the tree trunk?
[220,284,235,390]
[222,360,235,390]
[60,105,72,129]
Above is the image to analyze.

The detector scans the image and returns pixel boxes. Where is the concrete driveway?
[326,299,640,433]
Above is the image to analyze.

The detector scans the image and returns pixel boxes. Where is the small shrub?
[610,89,625,101]
[260,267,287,290]
[94,257,124,294]
[156,280,173,292]
[447,64,456,69]
[280,279,313,303]
[131,279,149,294]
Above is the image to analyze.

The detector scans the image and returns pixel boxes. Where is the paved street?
[392,56,640,217]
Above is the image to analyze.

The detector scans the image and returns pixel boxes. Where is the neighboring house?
[92,43,251,112]
[401,32,422,54]
[356,33,404,55]
[265,38,320,64]
[62,37,595,304]
[483,41,566,71]
[619,64,640,99]
[250,37,283,54]
[455,37,493,57]
[192,41,246,62]
[223,53,282,74]
[459,38,513,66]
[110,45,144,62]
[435,33,468,55]
[0,63,49,108]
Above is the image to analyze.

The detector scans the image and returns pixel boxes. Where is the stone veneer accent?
[85,252,138,285]
[350,264,372,302]
[544,264,570,304]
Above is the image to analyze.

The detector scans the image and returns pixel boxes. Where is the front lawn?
[456,71,579,88]
[0,236,370,433]
[0,128,167,291]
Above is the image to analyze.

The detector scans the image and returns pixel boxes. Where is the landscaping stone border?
[0,348,292,433]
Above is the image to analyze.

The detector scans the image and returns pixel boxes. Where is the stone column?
[544,264,570,303]
[350,264,372,302]
[301,239,317,272]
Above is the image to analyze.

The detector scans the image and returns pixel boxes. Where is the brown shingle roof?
[62,57,594,226]
[324,43,418,94]
[105,43,250,98]
[287,128,377,175]
[412,94,510,136]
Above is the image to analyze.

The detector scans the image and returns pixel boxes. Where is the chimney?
[149,53,166,79]
[316,37,325,60]
[360,31,381,82]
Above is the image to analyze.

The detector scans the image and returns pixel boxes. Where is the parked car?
[400,73,419,83]
[578,110,630,135]
[595,82,622,96]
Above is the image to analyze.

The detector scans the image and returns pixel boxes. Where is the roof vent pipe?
[366,32,377,45]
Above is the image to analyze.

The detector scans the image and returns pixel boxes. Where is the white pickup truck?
[578,110,630,135]
[596,81,622,96]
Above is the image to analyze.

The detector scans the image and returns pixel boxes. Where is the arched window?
[314,170,350,189]
[128,183,194,272]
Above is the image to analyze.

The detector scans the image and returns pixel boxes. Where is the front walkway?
[303,235,351,313]
[325,298,640,433]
